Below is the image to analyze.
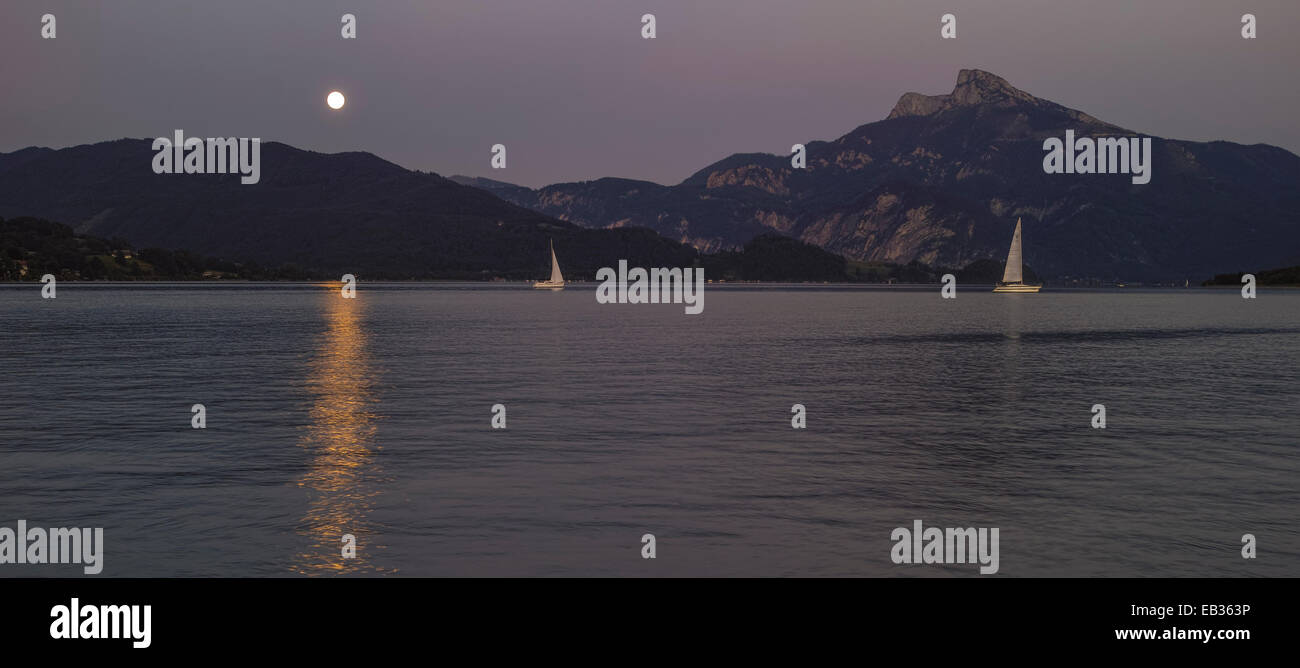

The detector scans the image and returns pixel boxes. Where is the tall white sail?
[1001,218,1023,284]
[549,240,564,283]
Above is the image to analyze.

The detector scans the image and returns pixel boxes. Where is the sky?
[1,0,1297,188]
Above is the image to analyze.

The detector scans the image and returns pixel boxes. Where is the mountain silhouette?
[453,69,1300,280]
[0,139,696,278]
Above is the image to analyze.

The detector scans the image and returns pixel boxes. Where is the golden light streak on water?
[291,290,392,574]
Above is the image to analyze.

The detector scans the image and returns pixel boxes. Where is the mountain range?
[453,69,1300,281]
[0,140,695,279]
[2,69,1296,281]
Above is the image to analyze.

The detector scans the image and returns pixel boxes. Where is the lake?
[1,283,1296,576]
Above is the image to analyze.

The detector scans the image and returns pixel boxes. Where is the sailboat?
[992,218,1041,293]
[534,239,565,289]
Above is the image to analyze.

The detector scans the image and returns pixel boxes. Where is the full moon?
[326,91,345,110]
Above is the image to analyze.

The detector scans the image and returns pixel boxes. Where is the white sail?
[1001,218,1023,284]
[549,240,564,283]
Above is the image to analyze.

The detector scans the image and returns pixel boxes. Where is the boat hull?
[533,281,565,290]
[992,283,1041,293]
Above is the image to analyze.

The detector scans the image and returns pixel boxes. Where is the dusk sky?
[2,0,1296,187]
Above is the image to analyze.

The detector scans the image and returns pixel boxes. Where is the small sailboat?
[534,239,565,289]
[993,218,1041,293]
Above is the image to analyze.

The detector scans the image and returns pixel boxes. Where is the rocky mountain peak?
[952,69,1033,104]
[428,68,1300,281]
[888,69,1037,119]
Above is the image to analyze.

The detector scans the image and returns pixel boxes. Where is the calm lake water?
[1,283,1297,577]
